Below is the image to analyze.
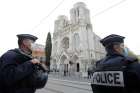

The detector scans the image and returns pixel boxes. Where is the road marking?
[49,78,91,85]
[45,87,64,93]
[49,81,92,91]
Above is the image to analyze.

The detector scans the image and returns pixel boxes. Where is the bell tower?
[70,2,91,25]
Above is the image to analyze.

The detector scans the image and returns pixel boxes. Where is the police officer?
[91,34,140,93]
[0,34,46,93]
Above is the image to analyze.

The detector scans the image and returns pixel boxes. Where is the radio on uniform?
[92,71,124,87]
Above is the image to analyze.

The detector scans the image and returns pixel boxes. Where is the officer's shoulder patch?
[92,71,124,87]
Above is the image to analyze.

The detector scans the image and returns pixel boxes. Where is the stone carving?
[54,15,69,32]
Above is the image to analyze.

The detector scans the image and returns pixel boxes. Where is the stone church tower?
[51,2,105,76]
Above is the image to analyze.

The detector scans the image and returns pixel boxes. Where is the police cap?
[100,34,125,47]
[17,34,38,41]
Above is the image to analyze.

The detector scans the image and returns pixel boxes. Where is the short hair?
[18,38,24,47]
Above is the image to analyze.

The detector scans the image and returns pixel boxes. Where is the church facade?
[51,2,106,76]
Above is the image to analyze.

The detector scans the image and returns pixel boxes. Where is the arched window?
[73,33,80,50]
[54,42,57,52]
[61,37,69,49]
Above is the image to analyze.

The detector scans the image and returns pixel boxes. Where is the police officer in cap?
[0,34,46,93]
[91,34,140,93]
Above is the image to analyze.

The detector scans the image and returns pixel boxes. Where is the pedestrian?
[88,67,91,79]
[64,70,66,76]
[0,34,47,93]
[91,34,140,93]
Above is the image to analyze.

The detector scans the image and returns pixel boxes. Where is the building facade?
[51,2,106,76]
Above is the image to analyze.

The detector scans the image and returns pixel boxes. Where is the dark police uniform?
[0,34,46,93]
[91,34,140,93]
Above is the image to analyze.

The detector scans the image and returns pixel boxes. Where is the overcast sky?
[0,0,140,55]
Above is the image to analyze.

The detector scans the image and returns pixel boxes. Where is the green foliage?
[137,55,140,61]
[127,48,140,61]
[45,32,52,69]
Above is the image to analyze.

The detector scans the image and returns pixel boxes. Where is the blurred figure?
[88,67,92,79]
[0,34,47,93]
[124,46,139,59]
[91,34,140,93]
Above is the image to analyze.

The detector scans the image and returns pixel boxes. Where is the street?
[36,77,92,93]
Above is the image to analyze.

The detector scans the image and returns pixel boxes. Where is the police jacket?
[0,49,36,93]
[91,53,140,93]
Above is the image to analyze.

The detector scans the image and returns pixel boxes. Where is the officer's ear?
[22,39,28,46]
[113,44,120,52]
[22,39,32,47]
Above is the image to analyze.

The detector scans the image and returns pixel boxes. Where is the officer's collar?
[15,48,33,59]
[124,56,138,64]
[106,51,124,57]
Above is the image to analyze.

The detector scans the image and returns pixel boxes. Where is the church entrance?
[76,63,79,72]
[60,55,68,76]
[69,55,80,76]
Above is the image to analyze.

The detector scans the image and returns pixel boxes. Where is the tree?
[45,32,52,71]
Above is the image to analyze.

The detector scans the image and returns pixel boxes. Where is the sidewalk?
[48,72,92,83]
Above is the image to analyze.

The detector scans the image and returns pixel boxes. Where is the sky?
[0,0,140,56]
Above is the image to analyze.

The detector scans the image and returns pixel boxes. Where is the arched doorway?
[60,55,68,76]
[52,59,57,72]
[72,55,79,72]
[76,63,79,72]
[69,55,80,76]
